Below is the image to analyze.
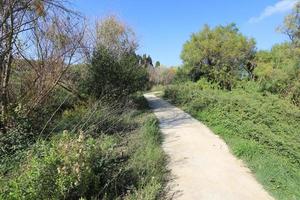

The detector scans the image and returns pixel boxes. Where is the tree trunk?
[0,57,12,134]
[0,9,14,134]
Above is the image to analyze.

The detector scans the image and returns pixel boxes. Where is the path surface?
[144,92,274,200]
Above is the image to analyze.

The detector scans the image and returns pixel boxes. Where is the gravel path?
[144,92,274,200]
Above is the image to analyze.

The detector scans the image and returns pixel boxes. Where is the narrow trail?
[144,92,274,200]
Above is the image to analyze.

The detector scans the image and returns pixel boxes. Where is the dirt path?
[144,92,274,200]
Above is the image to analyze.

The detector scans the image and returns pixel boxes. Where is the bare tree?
[95,15,138,59]
[18,14,85,114]
[149,66,176,85]
[0,0,85,133]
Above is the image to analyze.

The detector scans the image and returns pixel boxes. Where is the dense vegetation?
[1,98,166,199]
[163,3,300,200]
[1,1,299,199]
[180,23,256,89]
[164,81,300,200]
[175,4,300,102]
[0,2,166,199]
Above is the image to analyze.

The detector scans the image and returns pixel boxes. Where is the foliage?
[87,46,148,99]
[138,54,154,68]
[164,82,300,200]
[155,61,161,68]
[1,4,164,200]
[172,66,191,83]
[0,87,78,159]
[180,23,256,89]
[254,43,300,105]
[1,132,108,200]
[96,15,138,59]
[0,0,85,132]
[0,101,166,200]
[278,2,300,47]
[63,64,91,99]
[125,116,166,199]
[148,66,176,85]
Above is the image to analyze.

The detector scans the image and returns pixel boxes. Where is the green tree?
[155,61,161,68]
[278,2,300,47]
[181,24,256,89]
[138,54,153,68]
[87,46,148,99]
[254,43,300,104]
[88,16,149,99]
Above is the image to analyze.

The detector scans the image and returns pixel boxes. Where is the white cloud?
[249,0,298,23]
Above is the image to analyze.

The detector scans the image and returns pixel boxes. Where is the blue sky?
[73,0,298,66]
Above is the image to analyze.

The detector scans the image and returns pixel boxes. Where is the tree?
[278,2,300,46]
[87,16,148,99]
[254,43,300,99]
[254,3,300,104]
[88,46,148,99]
[95,15,137,59]
[138,54,153,68]
[181,24,256,89]
[0,0,84,133]
[155,61,161,68]
[148,66,176,85]
[19,14,85,115]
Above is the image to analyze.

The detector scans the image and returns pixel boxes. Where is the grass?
[0,95,167,200]
[150,85,165,92]
[125,115,166,199]
[164,80,300,200]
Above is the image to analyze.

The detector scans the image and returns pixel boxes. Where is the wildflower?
[77,131,85,142]
[63,130,68,135]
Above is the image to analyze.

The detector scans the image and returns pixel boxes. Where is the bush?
[1,131,117,199]
[164,82,300,199]
[289,80,300,106]
[254,43,300,106]
[172,66,191,83]
[1,112,166,200]
[180,23,256,89]
[0,87,79,159]
[125,116,166,200]
[53,99,138,137]
[86,46,148,100]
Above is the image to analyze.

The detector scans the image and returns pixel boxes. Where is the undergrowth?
[0,95,167,200]
[164,80,300,200]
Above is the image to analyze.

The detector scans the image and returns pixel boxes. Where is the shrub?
[0,87,79,159]
[288,80,300,106]
[172,66,190,83]
[125,116,166,200]
[164,82,300,199]
[254,43,300,106]
[1,109,167,200]
[1,131,114,199]
[86,46,148,100]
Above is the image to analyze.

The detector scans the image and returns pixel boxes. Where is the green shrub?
[172,66,190,83]
[1,131,112,199]
[289,80,300,106]
[0,119,33,158]
[254,43,300,106]
[86,46,148,100]
[164,82,300,200]
[125,116,166,200]
[1,95,167,200]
